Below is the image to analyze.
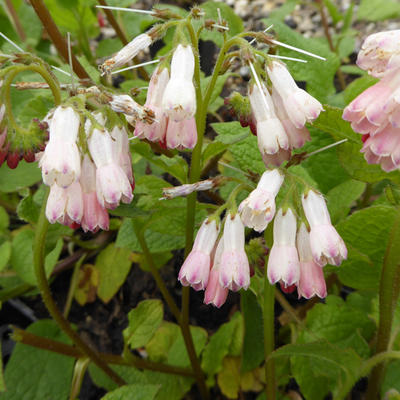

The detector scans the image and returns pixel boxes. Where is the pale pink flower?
[86,113,133,209]
[248,83,289,157]
[219,213,250,291]
[297,223,327,299]
[178,218,220,290]
[39,106,81,188]
[165,117,197,149]
[239,169,284,232]
[302,190,347,267]
[80,155,109,232]
[357,30,400,78]
[46,181,83,226]
[204,240,229,308]
[267,208,300,288]
[162,45,196,122]
[262,150,291,168]
[267,61,323,129]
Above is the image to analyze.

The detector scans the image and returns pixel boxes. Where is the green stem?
[264,270,276,399]
[366,210,400,400]
[63,254,86,318]
[33,187,126,387]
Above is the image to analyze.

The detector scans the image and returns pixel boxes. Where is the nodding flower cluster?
[101,35,198,150]
[247,61,323,167]
[343,30,400,172]
[180,169,347,306]
[39,106,134,232]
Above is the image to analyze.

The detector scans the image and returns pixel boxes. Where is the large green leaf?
[101,384,160,400]
[0,161,41,193]
[357,0,400,21]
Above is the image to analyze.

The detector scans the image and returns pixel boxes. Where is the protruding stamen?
[212,24,229,31]
[269,39,326,61]
[248,61,270,112]
[306,139,348,158]
[268,54,307,63]
[95,5,156,15]
[0,32,24,52]
[111,59,160,75]
[51,65,73,77]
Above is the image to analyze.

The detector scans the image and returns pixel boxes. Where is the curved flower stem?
[264,267,276,399]
[33,187,126,387]
[366,210,400,400]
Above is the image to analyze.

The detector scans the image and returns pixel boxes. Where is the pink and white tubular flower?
[100,33,152,74]
[178,218,220,291]
[302,190,347,267]
[39,106,81,188]
[297,223,327,299]
[165,117,197,150]
[248,82,289,157]
[80,155,109,233]
[357,30,400,78]
[46,181,83,226]
[267,60,323,129]
[267,208,300,288]
[86,113,133,209]
[239,168,284,232]
[204,239,229,308]
[162,44,196,122]
[219,213,250,291]
[134,67,169,142]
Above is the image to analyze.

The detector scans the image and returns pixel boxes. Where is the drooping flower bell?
[239,168,284,232]
[266,60,323,129]
[39,106,81,188]
[178,218,220,290]
[165,117,197,149]
[302,190,347,267]
[297,223,327,299]
[219,213,250,291]
[267,208,300,288]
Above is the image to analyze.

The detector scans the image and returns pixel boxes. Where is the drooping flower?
[134,67,169,142]
[297,223,327,299]
[165,117,197,149]
[80,155,109,232]
[239,168,284,232]
[162,44,196,122]
[267,60,323,129]
[178,218,220,290]
[219,213,250,291]
[267,208,300,288]
[39,106,81,188]
[204,239,229,308]
[302,190,347,267]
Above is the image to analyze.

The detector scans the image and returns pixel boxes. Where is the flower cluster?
[40,106,134,231]
[248,61,322,167]
[343,30,400,172]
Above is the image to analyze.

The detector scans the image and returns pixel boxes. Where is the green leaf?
[0,340,5,392]
[17,194,40,224]
[3,320,74,400]
[95,243,132,303]
[382,361,400,397]
[357,0,400,21]
[101,384,160,400]
[212,121,250,144]
[123,300,164,349]
[217,357,241,399]
[146,322,180,363]
[201,141,228,166]
[0,161,41,193]
[334,205,398,290]
[326,179,366,224]
[96,38,121,58]
[241,290,264,372]
[0,241,11,272]
[0,206,9,232]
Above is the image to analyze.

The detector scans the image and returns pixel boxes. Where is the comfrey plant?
[1,2,400,400]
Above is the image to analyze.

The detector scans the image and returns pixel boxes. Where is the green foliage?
[101,384,160,400]
[0,162,41,193]
[357,0,400,21]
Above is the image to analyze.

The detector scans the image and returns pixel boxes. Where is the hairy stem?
[33,187,125,386]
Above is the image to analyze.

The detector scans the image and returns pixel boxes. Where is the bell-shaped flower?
[80,155,109,232]
[134,67,169,142]
[46,181,83,226]
[297,223,327,299]
[178,218,220,290]
[165,117,197,149]
[39,106,81,188]
[204,239,229,307]
[248,83,289,158]
[357,30,400,78]
[100,33,152,74]
[267,208,300,288]
[302,190,347,266]
[219,213,250,291]
[239,169,284,232]
[267,61,323,129]
[86,113,133,209]
[162,44,196,122]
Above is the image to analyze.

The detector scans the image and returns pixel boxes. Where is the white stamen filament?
[217,8,222,24]
[212,24,229,31]
[306,139,348,158]
[111,59,160,75]
[51,65,73,77]
[248,61,270,112]
[249,24,274,45]
[269,39,326,61]
[0,31,24,52]
[268,54,307,63]
[67,32,75,91]
[95,5,156,15]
